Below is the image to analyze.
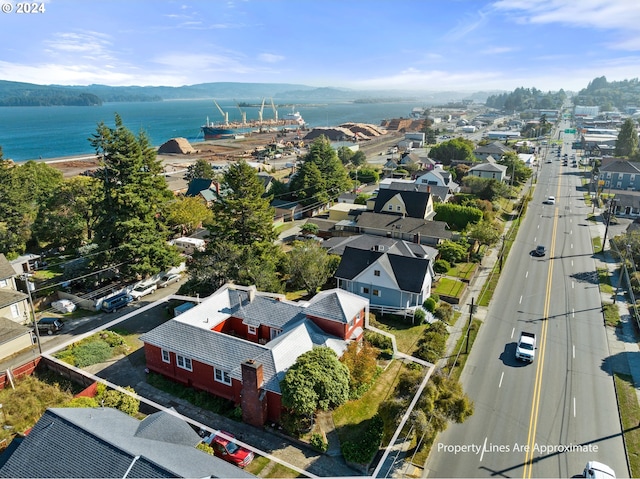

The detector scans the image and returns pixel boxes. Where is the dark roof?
[372,189,431,218]
[323,234,434,259]
[271,199,300,210]
[0,408,253,478]
[599,160,640,174]
[185,178,213,197]
[335,246,431,293]
[0,255,15,281]
[0,317,32,345]
[356,211,452,240]
[0,289,27,310]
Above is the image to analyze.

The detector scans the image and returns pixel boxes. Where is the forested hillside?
[573,76,640,111]
[485,87,566,112]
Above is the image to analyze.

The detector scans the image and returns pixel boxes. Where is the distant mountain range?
[0,80,501,107]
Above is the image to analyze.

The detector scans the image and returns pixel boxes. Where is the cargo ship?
[200,99,305,140]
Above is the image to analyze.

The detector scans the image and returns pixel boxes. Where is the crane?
[212,99,229,125]
[234,99,246,125]
[270,97,278,122]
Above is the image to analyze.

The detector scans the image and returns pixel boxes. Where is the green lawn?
[614,373,640,477]
[447,262,477,281]
[433,277,465,299]
[368,314,428,355]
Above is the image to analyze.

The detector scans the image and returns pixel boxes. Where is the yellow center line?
[523,196,560,478]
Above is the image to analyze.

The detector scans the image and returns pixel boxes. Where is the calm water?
[0,99,423,161]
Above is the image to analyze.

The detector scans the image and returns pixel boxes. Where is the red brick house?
[140,284,368,426]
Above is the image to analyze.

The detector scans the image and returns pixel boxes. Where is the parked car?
[130,282,157,300]
[35,317,64,335]
[101,292,133,313]
[51,299,76,313]
[157,273,180,288]
[204,431,254,468]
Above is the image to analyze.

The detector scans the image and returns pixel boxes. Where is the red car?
[205,431,254,468]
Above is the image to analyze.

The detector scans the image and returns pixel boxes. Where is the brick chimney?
[240,359,267,427]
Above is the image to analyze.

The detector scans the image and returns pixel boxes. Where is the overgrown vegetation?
[55,330,129,367]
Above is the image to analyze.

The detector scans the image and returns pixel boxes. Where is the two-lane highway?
[425,126,627,478]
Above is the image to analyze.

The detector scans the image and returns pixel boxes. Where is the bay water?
[0,98,424,162]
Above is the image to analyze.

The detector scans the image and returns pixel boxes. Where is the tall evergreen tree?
[289,136,352,206]
[209,160,276,245]
[615,118,639,158]
[89,114,180,279]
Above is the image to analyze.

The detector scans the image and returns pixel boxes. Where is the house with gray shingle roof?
[140,284,368,426]
[473,141,514,161]
[599,160,640,191]
[369,188,436,220]
[354,211,452,246]
[467,158,509,182]
[0,407,254,478]
[334,245,434,310]
[414,167,460,194]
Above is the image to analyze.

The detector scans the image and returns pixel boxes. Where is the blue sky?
[1,0,639,92]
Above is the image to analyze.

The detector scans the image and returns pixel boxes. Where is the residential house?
[140,284,368,426]
[599,160,640,191]
[382,181,451,203]
[257,172,275,193]
[327,202,367,222]
[607,191,640,218]
[334,245,434,309]
[185,178,219,206]
[271,199,303,221]
[368,188,436,220]
[0,254,30,326]
[414,167,460,194]
[473,141,513,161]
[353,211,452,246]
[467,157,509,182]
[323,234,438,260]
[0,407,253,478]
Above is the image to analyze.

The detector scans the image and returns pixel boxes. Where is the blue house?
[334,245,434,310]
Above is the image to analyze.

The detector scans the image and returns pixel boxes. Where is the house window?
[606,172,611,179]
[270,328,282,340]
[214,368,232,385]
[631,174,636,182]
[176,355,192,371]
[373,289,380,296]
[161,349,170,363]
[388,204,393,211]
[396,205,401,211]
[10,304,19,318]
[374,270,380,276]
[617,181,622,189]
[0,279,7,288]
[362,287,370,294]
[248,325,257,335]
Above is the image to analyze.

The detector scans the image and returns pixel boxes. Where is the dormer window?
[248,325,257,335]
[374,270,380,276]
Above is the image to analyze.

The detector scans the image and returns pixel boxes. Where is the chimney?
[248,285,256,302]
[427,185,431,193]
[241,360,267,427]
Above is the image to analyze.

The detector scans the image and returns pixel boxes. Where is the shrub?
[341,414,384,464]
[310,432,328,453]
[423,297,437,313]
[414,308,426,323]
[73,340,112,367]
[434,302,454,323]
[364,330,393,351]
[433,259,450,274]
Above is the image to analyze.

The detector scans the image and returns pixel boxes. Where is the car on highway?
[157,273,180,288]
[204,431,254,468]
[544,196,555,205]
[130,281,157,300]
[533,245,547,257]
[583,461,615,479]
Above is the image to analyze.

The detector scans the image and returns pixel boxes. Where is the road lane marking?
[573,397,576,417]
[519,295,523,304]
[522,210,558,478]
[573,344,575,359]
[526,271,529,278]
[511,328,515,339]
[499,371,504,388]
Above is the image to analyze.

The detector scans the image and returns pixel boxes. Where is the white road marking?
[519,295,523,304]
[573,397,576,417]
[480,437,488,462]
[573,344,575,359]
[499,371,504,388]
[511,328,515,339]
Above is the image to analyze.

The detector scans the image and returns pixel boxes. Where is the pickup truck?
[515,332,536,362]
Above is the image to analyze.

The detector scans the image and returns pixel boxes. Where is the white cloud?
[492,0,640,31]
[258,53,284,64]
[480,46,517,55]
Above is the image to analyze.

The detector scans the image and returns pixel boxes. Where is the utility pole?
[465,297,476,354]
[22,275,42,354]
[601,198,618,253]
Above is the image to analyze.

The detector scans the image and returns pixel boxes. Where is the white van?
[583,461,615,479]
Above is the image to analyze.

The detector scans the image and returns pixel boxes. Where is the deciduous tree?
[615,118,639,158]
